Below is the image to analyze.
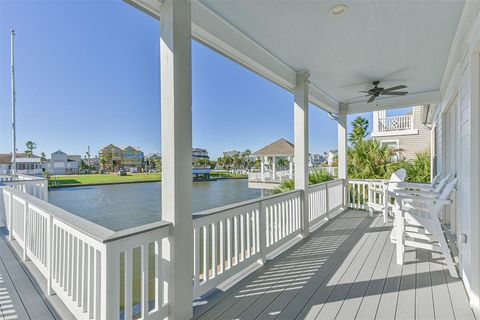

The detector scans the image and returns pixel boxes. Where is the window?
[381,140,401,162]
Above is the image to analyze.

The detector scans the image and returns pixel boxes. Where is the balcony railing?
[378,115,414,132]
[248,167,338,184]
[0,176,387,319]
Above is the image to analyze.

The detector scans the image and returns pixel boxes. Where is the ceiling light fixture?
[329,4,347,16]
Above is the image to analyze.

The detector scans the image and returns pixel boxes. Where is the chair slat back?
[387,168,407,192]
[433,177,458,212]
[431,170,442,187]
[434,173,453,193]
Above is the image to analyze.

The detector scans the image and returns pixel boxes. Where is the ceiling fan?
[360,81,408,103]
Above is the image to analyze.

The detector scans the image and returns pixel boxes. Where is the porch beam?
[159,0,193,319]
[345,90,441,114]
[294,71,310,238]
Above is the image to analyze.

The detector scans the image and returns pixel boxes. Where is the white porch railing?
[247,169,292,183]
[0,174,48,201]
[1,177,348,319]
[378,115,414,132]
[192,179,346,298]
[1,186,171,320]
[347,179,386,210]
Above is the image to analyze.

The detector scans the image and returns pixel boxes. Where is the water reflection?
[49,179,260,231]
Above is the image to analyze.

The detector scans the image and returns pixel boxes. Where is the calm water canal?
[48,179,261,231]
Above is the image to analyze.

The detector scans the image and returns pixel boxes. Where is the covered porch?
[123,0,480,318]
[0,0,479,319]
[193,210,473,320]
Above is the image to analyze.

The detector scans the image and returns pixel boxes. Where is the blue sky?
[0,1,408,160]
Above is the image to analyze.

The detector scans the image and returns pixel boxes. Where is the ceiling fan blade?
[384,85,407,91]
[359,90,371,93]
[367,95,376,103]
[381,91,408,96]
[344,94,370,102]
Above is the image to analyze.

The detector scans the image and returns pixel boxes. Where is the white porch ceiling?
[127,0,466,114]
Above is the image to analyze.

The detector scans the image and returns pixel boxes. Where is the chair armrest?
[392,189,440,197]
[392,194,452,205]
[397,182,434,191]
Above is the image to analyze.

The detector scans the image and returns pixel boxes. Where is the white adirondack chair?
[396,172,450,195]
[368,168,407,222]
[392,177,459,277]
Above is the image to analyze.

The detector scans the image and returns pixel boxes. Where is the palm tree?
[40,152,47,161]
[25,141,37,157]
[349,117,369,146]
[100,157,108,172]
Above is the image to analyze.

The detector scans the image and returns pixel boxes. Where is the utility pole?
[10,29,17,176]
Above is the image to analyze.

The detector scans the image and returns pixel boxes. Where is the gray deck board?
[0,232,56,320]
[194,209,475,320]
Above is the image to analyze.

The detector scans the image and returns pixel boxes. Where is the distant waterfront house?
[0,153,43,175]
[44,150,80,175]
[99,144,144,171]
[192,148,209,161]
[222,150,241,158]
[326,150,338,166]
[371,105,432,160]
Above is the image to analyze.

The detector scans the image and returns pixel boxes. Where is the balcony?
[371,114,418,138]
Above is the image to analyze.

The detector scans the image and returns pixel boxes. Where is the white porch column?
[272,156,276,180]
[289,156,293,179]
[337,110,348,180]
[294,71,310,238]
[338,110,348,207]
[160,0,193,319]
[372,111,379,133]
[260,157,265,182]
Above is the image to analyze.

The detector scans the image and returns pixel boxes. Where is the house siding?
[374,106,431,160]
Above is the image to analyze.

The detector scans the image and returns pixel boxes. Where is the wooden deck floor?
[0,228,75,320]
[193,210,475,320]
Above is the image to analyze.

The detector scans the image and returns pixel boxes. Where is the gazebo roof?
[252,138,294,157]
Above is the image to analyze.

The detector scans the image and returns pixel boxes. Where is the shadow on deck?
[193,210,475,320]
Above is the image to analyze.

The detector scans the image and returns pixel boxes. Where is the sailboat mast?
[10,29,16,176]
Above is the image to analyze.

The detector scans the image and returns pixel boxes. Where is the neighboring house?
[99,144,144,171]
[371,106,431,161]
[326,150,337,166]
[223,150,241,158]
[0,153,43,175]
[44,150,80,175]
[311,154,325,166]
[192,148,209,161]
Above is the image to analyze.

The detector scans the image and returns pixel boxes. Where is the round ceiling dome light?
[329,4,347,16]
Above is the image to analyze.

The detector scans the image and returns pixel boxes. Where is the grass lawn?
[53,173,162,186]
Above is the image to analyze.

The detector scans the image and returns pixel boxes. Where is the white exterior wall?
[432,5,480,311]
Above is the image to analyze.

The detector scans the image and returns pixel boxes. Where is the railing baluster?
[219,220,225,273]
[211,222,217,277]
[203,225,210,280]
[194,228,200,287]
[227,218,232,269]
[141,244,148,318]
[124,249,133,320]
[155,240,164,312]
[240,214,245,262]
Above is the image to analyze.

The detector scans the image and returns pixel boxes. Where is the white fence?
[378,115,414,132]
[2,186,171,320]
[347,179,386,210]
[192,179,346,297]
[0,174,48,201]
